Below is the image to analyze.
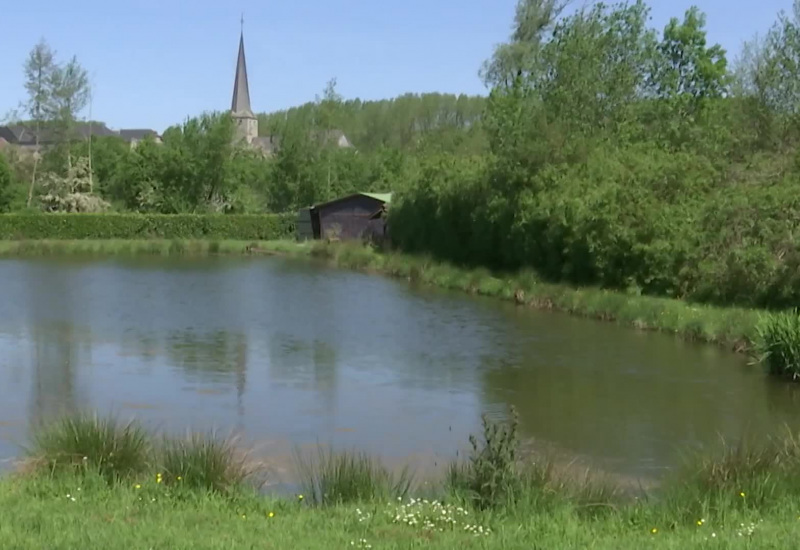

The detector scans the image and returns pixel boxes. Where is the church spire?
[231,20,253,116]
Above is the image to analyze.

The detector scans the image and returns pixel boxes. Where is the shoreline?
[0,238,762,355]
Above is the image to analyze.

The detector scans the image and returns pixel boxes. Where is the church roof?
[231,31,254,117]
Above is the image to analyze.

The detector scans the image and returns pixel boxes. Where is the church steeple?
[231,25,253,115]
[230,17,258,144]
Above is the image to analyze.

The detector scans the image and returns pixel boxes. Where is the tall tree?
[48,56,90,170]
[480,0,567,88]
[22,39,57,207]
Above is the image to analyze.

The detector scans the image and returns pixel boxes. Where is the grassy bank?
[0,239,274,257]
[3,238,799,376]
[6,411,800,548]
[281,241,762,353]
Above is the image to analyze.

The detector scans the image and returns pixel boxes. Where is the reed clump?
[295,447,413,506]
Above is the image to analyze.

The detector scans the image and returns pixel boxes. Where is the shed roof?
[312,192,392,210]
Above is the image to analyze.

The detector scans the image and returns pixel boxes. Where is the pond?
[1,255,799,485]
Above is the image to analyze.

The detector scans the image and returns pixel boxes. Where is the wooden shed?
[307,192,392,242]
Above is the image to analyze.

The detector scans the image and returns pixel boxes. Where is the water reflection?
[0,255,799,481]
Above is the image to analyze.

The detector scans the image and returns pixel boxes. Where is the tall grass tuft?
[157,432,256,493]
[754,309,800,380]
[447,407,521,509]
[28,413,150,483]
[658,429,800,521]
[295,447,413,506]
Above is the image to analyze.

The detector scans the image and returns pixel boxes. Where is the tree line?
[389,0,800,310]
[0,47,486,214]
[4,0,800,310]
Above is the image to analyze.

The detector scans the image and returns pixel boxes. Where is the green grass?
[2,468,800,549]
[295,447,414,506]
[754,309,800,380]
[9,410,800,548]
[27,413,151,483]
[0,239,279,256]
[157,431,257,493]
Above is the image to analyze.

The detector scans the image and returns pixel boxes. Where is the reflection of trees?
[25,262,88,426]
[269,333,338,418]
[478,324,800,475]
[163,330,249,387]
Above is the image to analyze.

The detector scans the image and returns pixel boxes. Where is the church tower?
[231,26,258,144]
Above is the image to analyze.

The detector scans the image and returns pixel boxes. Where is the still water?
[1,256,799,482]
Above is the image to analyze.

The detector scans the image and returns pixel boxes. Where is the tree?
[38,157,110,212]
[22,39,57,207]
[480,0,567,88]
[650,7,728,100]
[48,56,90,170]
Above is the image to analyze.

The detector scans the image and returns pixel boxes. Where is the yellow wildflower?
[241,514,246,519]
[177,476,182,481]
[651,528,657,534]
[134,484,141,490]
[298,494,304,501]
[740,492,746,497]
[268,512,275,518]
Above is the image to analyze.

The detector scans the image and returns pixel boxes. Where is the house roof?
[0,122,118,144]
[119,129,160,141]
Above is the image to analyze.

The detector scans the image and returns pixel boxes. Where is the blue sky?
[0,0,793,132]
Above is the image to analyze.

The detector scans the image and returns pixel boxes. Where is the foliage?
[447,407,521,509]
[0,153,15,212]
[754,309,800,379]
[38,156,110,212]
[388,1,800,312]
[28,413,151,483]
[295,447,413,506]
[0,213,294,240]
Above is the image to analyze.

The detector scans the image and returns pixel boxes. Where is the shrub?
[28,413,150,483]
[157,432,256,493]
[754,309,800,380]
[0,213,295,240]
[295,447,413,506]
[447,407,521,509]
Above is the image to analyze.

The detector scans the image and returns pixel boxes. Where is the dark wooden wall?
[317,195,385,241]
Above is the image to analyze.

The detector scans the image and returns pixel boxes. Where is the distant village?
[0,29,352,156]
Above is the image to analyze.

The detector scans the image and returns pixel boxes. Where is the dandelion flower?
[298,494,304,501]
[241,514,246,519]
[740,492,746,497]
[651,528,658,534]
[134,484,141,490]
[176,476,182,481]
[697,520,704,526]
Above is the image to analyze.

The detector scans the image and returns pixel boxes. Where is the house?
[118,129,163,148]
[298,192,392,242]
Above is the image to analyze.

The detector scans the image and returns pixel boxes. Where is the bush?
[447,407,521,509]
[0,213,295,240]
[28,413,150,483]
[754,310,800,380]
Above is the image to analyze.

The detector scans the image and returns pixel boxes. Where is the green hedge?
[0,214,296,240]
